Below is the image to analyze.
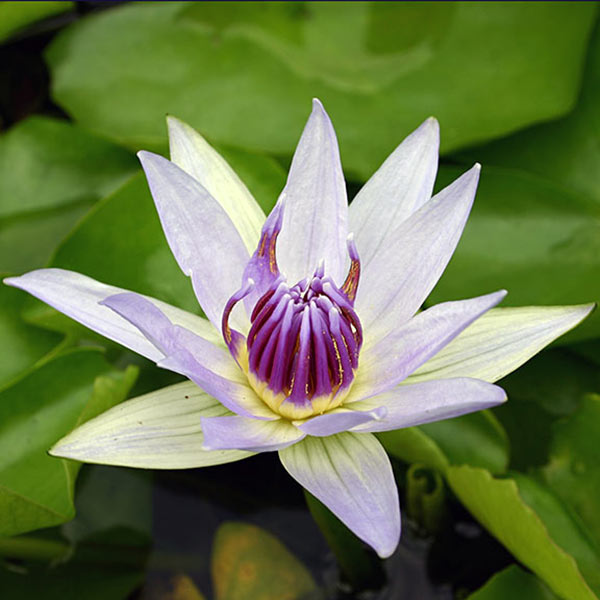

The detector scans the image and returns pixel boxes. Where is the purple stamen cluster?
[247,265,362,410]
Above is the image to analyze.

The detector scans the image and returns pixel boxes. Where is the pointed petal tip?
[495,289,508,302]
[376,538,400,559]
[568,302,597,326]
[136,149,154,164]
[310,97,332,122]
[422,116,440,136]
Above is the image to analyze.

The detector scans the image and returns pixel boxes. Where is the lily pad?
[447,466,599,600]
[211,521,318,600]
[458,25,600,208]
[45,2,597,179]
[0,283,61,389]
[495,349,600,470]
[467,565,558,600]
[0,116,138,273]
[0,348,137,537]
[429,166,600,342]
[542,395,600,555]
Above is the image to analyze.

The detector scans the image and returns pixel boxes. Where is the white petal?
[279,432,400,558]
[356,165,480,334]
[167,116,265,253]
[350,117,439,270]
[138,151,249,330]
[350,290,506,401]
[201,415,304,452]
[349,378,506,433]
[3,268,220,362]
[408,304,596,384]
[277,99,348,285]
[50,381,252,469]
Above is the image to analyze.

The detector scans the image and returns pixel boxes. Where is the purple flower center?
[246,265,362,416]
[222,205,362,419]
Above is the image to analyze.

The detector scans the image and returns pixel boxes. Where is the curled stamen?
[341,234,360,303]
[221,278,254,361]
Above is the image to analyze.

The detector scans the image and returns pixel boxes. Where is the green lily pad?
[45,2,597,179]
[542,395,600,555]
[0,117,138,218]
[495,349,600,470]
[458,25,600,208]
[467,565,558,600]
[0,117,138,273]
[429,166,600,343]
[447,466,599,600]
[0,348,137,537]
[0,1,73,43]
[211,521,318,600]
[0,283,61,389]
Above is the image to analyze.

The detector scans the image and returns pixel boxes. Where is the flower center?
[245,267,362,419]
[222,204,362,419]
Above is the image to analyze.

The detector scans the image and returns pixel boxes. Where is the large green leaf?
[45,2,597,179]
[0,1,73,43]
[447,466,599,600]
[211,522,318,600]
[0,117,137,217]
[458,25,600,208]
[429,166,600,342]
[467,565,558,600]
[0,348,137,537]
[0,117,138,273]
[495,349,600,470]
[542,395,600,555]
[0,283,60,389]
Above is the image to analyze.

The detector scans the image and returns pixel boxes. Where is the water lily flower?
[5,100,593,558]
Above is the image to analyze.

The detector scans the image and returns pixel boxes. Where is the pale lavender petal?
[279,433,400,558]
[350,117,439,271]
[297,406,387,437]
[349,378,506,433]
[102,292,275,419]
[3,268,219,362]
[350,290,506,401]
[138,151,249,331]
[276,99,348,285]
[356,165,481,333]
[201,415,304,452]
